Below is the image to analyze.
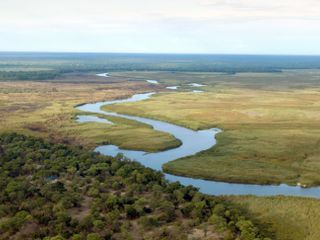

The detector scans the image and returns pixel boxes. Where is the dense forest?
[0,133,271,239]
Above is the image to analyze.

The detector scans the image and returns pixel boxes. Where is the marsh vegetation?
[103,72,320,187]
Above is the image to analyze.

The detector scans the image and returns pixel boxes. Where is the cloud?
[1,0,320,30]
[0,0,320,54]
[198,0,283,10]
[196,0,320,19]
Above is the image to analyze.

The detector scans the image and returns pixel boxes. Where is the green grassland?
[0,80,180,152]
[103,71,320,187]
[112,69,320,90]
[229,195,320,240]
[69,114,181,152]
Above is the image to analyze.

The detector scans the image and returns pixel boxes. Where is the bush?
[208,214,227,233]
[86,233,101,240]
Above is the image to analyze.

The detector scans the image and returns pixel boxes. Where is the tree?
[208,214,227,233]
[87,233,101,240]
[236,220,259,240]
[93,219,105,230]
[71,234,82,240]
[5,180,27,200]
[125,205,139,219]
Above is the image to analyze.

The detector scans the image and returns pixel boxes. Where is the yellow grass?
[104,87,320,186]
[0,80,180,152]
[229,195,320,240]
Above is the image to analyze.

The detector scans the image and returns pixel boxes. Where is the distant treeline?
[0,71,59,80]
[2,52,320,80]
[0,65,280,81]
[0,133,272,239]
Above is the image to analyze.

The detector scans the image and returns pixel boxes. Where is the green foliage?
[0,133,270,239]
[209,214,227,233]
[87,233,101,240]
[236,220,259,240]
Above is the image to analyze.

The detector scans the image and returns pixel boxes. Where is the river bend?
[76,93,320,198]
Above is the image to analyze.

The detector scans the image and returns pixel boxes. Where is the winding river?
[76,93,320,198]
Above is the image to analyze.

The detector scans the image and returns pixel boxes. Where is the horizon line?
[0,50,320,57]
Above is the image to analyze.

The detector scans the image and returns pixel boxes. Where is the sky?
[0,0,320,54]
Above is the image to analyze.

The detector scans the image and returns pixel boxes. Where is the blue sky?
[1,0,320,54]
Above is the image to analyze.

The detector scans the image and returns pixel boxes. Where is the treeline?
[0,71,59,80]
[0,53,320,80]
[58,64,281,74]
[0,64,280,81]
[0,133,272,239]
[0,64,281,81]
[3,53,320,80]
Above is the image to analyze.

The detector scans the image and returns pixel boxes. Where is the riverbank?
[103,87,320,187]
[0,79,178,152]
[77,92,320,198]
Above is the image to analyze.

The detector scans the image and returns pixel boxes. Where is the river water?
[76,92,320,198]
